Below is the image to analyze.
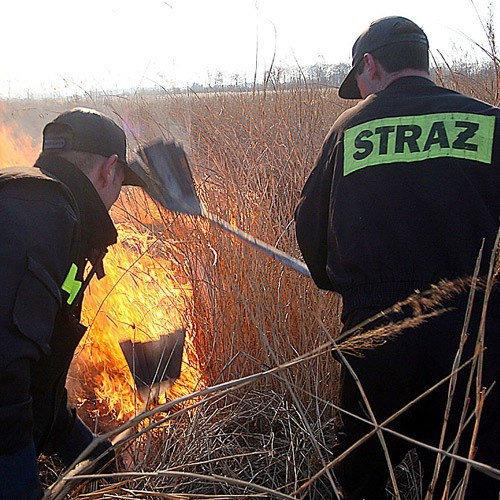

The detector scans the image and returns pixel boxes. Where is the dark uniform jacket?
[0,155,117,495]
[295,77,500,320]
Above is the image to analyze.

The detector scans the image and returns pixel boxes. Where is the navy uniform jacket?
[295,76,500,320]
[0,155,117,496]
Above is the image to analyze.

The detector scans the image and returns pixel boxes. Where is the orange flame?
[70,220,202,424]
[0,103,39,168]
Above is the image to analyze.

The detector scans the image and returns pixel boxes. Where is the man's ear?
[97,154,119,188]
[363,53,381,80]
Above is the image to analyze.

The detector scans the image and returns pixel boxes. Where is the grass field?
[1,56,499,497]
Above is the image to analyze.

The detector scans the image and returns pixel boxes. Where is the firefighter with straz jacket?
[295,16,499,499]
[0,108,146,498]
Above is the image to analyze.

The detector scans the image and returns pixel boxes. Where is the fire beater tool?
[128,140,311,278]
[119,328,185,403]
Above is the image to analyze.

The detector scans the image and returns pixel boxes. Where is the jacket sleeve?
[0,181,79,492]
[295,132,337,290]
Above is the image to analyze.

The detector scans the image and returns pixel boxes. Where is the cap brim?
[123,164,148,188]
[338,66,362,99]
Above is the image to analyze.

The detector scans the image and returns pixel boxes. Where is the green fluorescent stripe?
[343,113,495,176]
[61,263,82,305]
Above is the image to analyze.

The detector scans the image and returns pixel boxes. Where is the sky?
[0,0,497,98]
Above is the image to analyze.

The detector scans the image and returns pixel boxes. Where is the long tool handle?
[130,141,311,278]
[204,211,311,278]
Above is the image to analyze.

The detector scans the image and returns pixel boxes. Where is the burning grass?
[0,101,39,167]
[69,220,202,424]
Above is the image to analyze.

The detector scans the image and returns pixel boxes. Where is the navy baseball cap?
[338,16,429,99]
[42,107,146,187]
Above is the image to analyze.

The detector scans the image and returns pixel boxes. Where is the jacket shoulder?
[0,167,76,206]
[0,166,63,185]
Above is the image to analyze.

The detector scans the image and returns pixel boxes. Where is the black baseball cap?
[338,16,429,99]
[42,107,146,187]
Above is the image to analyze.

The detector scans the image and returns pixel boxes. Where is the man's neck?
[382,69,431,90]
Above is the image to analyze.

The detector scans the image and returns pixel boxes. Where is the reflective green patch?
[61,263,82,305]
[343,113,495,176]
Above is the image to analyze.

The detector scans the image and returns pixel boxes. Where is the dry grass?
[2,48,498,498]
[44,273,499,499]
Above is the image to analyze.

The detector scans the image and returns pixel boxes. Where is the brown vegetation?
[2,53,499,498]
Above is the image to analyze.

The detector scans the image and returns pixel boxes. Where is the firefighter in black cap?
[295,16,499,499]
[0,107,146,498]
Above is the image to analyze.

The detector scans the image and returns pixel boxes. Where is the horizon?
[1,0,498,99]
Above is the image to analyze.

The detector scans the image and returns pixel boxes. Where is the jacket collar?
[384,75,436,92]
[35,154,117,252]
